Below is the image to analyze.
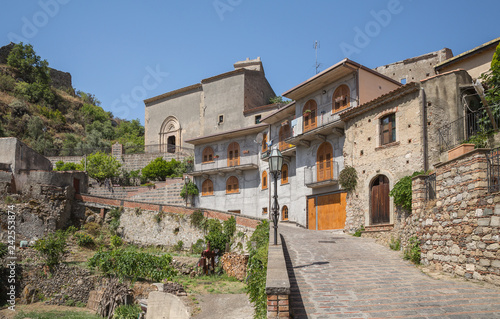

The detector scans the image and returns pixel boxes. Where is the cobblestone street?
[280,223,500,319]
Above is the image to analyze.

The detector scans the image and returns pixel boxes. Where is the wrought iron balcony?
[287,111,347,147]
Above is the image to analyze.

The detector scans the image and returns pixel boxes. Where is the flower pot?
[448,143,475,161]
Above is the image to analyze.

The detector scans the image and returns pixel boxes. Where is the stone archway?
[159,116,181,153]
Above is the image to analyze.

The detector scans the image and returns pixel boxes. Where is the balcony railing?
[438,107,500,152]
[193,152,259,175]
[304,161,340,188]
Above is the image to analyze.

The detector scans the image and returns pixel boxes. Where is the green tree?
[76,90,101,106]
[482,42,500,107]
[33,230,68,269]
[80,103,111,123]
[83,152,122,185]
[141,157,181,181]
[180,181,199,199]
[7,42,50,84]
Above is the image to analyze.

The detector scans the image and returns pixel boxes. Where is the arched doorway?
[370,175,390,225]
[159,116,181,153]
[282,205,288,221]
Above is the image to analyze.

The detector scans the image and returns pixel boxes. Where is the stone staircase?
[87,179,185,205]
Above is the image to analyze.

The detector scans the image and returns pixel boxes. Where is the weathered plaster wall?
[374,48,452,83]
[0,138,53,173]
[436,46,497,80]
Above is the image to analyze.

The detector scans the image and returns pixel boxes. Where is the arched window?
[282,205,289,221]
[370,175,390,225]
[316,142,333,182]
[226,176,239,194]
[303,100,317,132]
[279,125,292,151]
[202,147,214,163]
[227,142,240,167]
[202,179,214,196]
[262,171,268,190]
[281,164,289,184]
[262,133,268,153]
[332,85,350,113]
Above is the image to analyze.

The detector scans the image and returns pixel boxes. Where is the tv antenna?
[314,40,321,74]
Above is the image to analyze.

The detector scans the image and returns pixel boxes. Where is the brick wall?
[401,149,500,285]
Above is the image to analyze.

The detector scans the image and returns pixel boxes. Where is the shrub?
[14,81,55,105]
[83,222,101,236]
[389,171,425,212]
[245,220,269,319]
[54,160,82,171]
[33,230,67,269]
[141,157,181,181]
[404,236,421,264]
[108,207,123,234]
[83,152,122,185]
[88,249,176,282]
[339,166,358,193]
[205,219,230,255]
[190,210,206,229]
[389,237,401,251]
[111,235,123,248]
[113,304,142,319]
[180,181,199,199]
[74,232,95,247]
[0,73,15,91]
[223,216,236,239]
[173,240,184,252]
[0,242,8,259]
[190,239,205,255]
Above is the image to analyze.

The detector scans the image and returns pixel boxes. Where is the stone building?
[340,69,475,232]
[144,57,277,153]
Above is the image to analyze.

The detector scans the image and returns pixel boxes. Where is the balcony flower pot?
[448,143,475,161]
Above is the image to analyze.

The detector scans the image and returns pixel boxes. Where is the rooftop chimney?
[233,57,264,74]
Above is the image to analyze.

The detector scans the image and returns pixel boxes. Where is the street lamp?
[184,176,190,207]
[268,148,283,245]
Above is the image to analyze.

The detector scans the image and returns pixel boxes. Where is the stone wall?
[392,149,500,286]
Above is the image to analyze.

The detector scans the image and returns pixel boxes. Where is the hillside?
[0,43,144,156]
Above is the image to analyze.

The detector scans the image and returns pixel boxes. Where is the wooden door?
[317,142,333,182]
[307,197,316,230]
[371,175,390,224]
[227,142,240,167]
[303,100,317,132]
[308,193,346,230]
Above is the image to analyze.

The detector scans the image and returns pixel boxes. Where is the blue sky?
[1,1,499,125]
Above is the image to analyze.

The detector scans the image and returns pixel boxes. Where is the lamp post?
[184,176,190,207]
[268,148,283,246]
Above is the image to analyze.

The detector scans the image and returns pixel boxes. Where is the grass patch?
[174,274,245,294]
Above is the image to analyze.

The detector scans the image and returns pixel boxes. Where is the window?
[202,179,214,196]
[381,114,396,145]
[317,142,333,182]
[202,147,214,163]
[228,210,241,214]
[218,114,224,124]
[281,164,288,184]
[401,78,407,85]
[279,124,292,151]
[227,142,240,166]
[333,85,350,113]
[282,205,288,221]
[226,176,239,194]
[262,207,268,215]
[255,115,262,124]
[262,171,268,190]
[262,133,268,153]
[303,100,317,132]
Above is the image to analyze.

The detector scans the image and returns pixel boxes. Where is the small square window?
[401,78,407,85]
[218,115,224,124]
[255,115,262,124]
[262,208,268,214]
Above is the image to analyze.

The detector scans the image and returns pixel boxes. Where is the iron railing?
[487,147,500,193]
[194,151,260,173]
[424,173,436,200]
[438,107,500,152]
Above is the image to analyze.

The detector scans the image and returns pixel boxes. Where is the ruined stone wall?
[399,149,500,285]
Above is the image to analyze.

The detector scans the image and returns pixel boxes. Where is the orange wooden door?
[317,142,333,182]
[227,142,240,166]
[315,193,347,230]
[303,100,317,132]
[307,197,316,230]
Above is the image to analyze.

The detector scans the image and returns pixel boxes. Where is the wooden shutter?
[333,85,350,113]
[228,142,240,166]
[303,100,317,132]
[317,142,333,182]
